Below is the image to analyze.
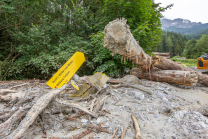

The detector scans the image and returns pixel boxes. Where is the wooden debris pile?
[0,76,149,139]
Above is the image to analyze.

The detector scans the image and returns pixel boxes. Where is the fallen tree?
[131,68,198,86]
[104,18,208,86]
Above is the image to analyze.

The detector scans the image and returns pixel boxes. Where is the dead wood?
[111,128,118,139]
[84,123,110,134]
[107,79,123,84]
[48,113,72,129]
[90,98,96,111]
[121,126,128,139]
[112,84,152,95]
[0,106,30,137]
[9,83,29,89]
[132,114,142,139]
[48,130,92,139]
[55,98,98,118]
[69,129,93,139]
[131,68,198,86]
[0,89,18,95]
[0,92,23,102]
[93,95,109,113]
[6,85,68,139]
[153,56,208,86]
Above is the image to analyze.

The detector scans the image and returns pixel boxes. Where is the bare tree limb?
[6,85,68,139]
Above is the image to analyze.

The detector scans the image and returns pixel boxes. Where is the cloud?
[155,0,208,23]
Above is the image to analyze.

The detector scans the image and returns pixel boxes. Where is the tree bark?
[6,85,68,139]
[153,56,208,86]
[131,68,198,86]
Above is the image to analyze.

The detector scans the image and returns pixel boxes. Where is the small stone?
[158,88,164,91]
[102,84,109,88]
[113,90,118,93]
[129,91,135,96]
[167,88,172,91]
[81,119,88,123]
[164,90,169,95]
[154,114,159,118]
[121,75,142,85]
[105,122,109,127]
[134,92,145,100]
[160,129,165,132]
[197,101,202,105]
[157,92,166,98]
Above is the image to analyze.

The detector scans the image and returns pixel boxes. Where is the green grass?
[171,57,197,67]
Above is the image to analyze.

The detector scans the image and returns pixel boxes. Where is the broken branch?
[132,114,142,139]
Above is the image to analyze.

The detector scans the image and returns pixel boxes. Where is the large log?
[153,56,208,86]
[130,68,198,86]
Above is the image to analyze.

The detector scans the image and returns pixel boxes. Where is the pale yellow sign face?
[88,72,109,87]
[46,52,85,89]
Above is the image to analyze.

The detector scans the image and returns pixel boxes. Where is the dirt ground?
[0,76,208,139]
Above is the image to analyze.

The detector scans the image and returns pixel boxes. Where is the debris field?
[0,75,208,139]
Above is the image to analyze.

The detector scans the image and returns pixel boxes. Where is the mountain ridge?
[161,18,208,35]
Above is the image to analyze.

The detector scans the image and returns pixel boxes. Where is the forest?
[0,0,174,80]
[156,30,208,59]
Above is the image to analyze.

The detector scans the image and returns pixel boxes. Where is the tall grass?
[171,56,197,67]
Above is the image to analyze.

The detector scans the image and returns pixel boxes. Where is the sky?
[154,0,208,23]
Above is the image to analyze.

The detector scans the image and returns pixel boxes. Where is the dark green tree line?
[183,35,208,59]
[155,31,188,57]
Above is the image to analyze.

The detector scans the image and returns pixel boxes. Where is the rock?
[102,84,109,88]
[154,113,159,118]
[81,119,88,123]
[164,90,169,95]
[157,92,166,98]
[167,88,172,91]
[160,129,165,132]
[121,75,142,85]
[102,122,109,128]
[157,88,164,91]
[134,91,145,100]
[162,97,169,103]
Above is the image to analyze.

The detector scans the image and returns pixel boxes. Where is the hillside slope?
[162,18,208,35]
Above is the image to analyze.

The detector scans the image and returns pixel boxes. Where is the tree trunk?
[130,68,198,86]
[6,85,68,139]
[153,56,208,86]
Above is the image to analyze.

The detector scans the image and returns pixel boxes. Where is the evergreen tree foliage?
[183,35,208,59]
[155,31,188,57]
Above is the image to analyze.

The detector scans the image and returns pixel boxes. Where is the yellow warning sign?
[46,52,85,89]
